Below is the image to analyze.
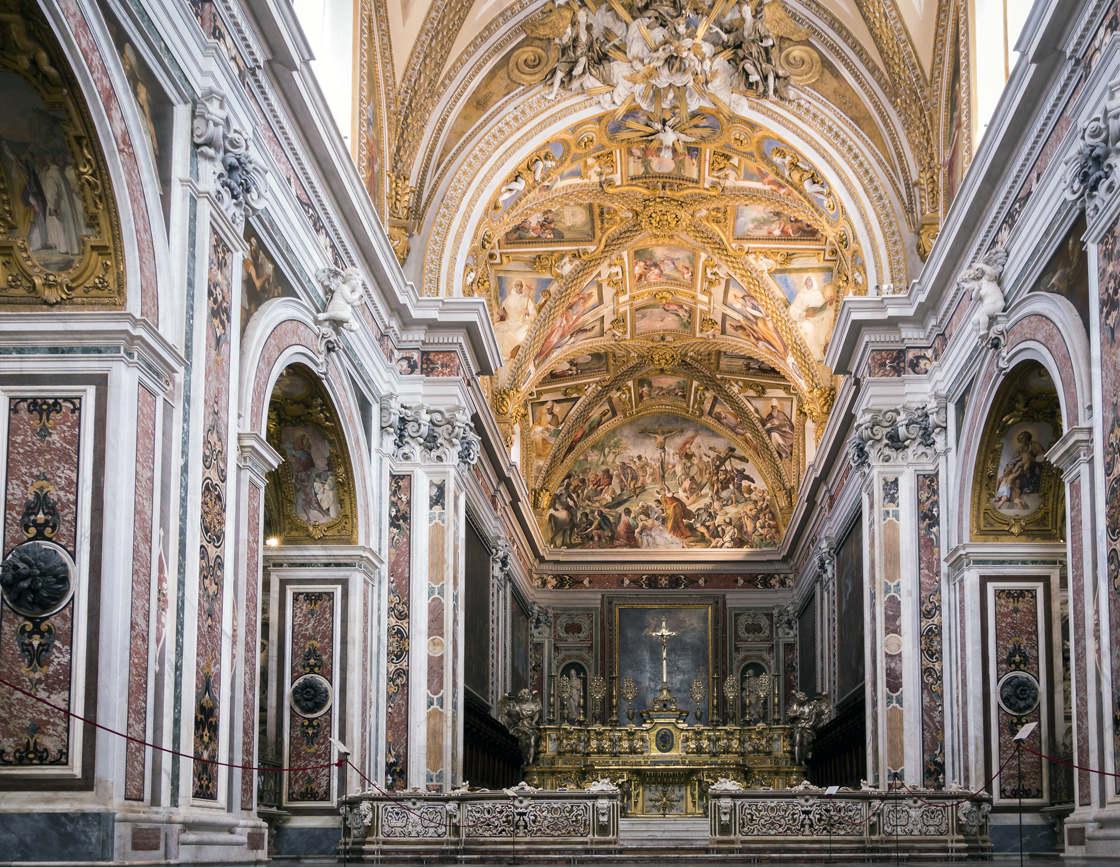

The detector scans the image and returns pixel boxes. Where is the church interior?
[0,0,1118,861]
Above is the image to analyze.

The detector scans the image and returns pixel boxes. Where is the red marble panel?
[992,587,1044,800]
[5,398,82,556]
[865,350,904,378]
[0,600,73,766]
[420,352,460,378]
[917,473,944,789]
[124,387,157,799]
[193,230,233,800]
[385,474,411,790]
[240,483,261,810]
[1097,214,1120,793]
[286,591,334,802]
[1067,477,1091,804]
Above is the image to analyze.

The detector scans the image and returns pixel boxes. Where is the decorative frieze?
[380,399,480,468]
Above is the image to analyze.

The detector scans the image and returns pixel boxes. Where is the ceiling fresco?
[469,108,851,551]
[359,0,974,556]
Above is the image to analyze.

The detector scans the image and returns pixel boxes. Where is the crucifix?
[648,616,678,687]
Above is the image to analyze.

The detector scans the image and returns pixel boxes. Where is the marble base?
[989,821,1057,853]
[0,812,114,861]
[274,826,344,857]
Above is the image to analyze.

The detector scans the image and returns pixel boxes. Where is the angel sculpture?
[498,688,543,765]
[959,242,1009,341]
[315,266,363,333]
[525,3,599,100]
[786,690,832,766]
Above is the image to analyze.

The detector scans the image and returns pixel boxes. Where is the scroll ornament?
[1062,75,1120,222]
[192,89,268,228]
[851,403,946,466]
[380,398,481,468]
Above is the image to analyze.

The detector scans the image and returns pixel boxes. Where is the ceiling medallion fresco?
[469,102,857,553]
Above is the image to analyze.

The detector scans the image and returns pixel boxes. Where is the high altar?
[522,613,807,816]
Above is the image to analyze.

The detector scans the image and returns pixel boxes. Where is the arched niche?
[557,661,588,724]
[739,661,773,725]
[969,361,1065,542]
[263,363,357,544]
[0,0,124,307]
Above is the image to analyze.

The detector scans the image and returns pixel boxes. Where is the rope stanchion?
[889,749,1016,809]
[0,675,340,774]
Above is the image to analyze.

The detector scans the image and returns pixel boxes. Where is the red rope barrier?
[0,675,341,774]
[1020,743,1120,779]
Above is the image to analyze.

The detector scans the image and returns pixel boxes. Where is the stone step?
[618,817,709,849]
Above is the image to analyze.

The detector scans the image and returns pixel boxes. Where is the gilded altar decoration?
[265,365,357,544]
[970,363,1064,541]
[0,0,124,307]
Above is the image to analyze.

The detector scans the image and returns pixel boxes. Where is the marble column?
[850,402,948,789]
[379,399,480,791]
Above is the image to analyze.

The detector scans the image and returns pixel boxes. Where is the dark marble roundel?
[0,541,73,617]
[655,728,674,753]
[997,672,1040,716]
[290,673,332,718]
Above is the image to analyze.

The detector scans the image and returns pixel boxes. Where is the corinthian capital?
[852,402,946,465]
[192,88,268,228]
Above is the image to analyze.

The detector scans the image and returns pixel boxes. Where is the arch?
[44,0,174,326]
[953,294,1092,545]
[241,298,372,548]
[739,660,773,724]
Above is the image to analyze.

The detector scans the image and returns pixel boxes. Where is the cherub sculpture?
[959,241,1009,341]
[498,688,543,765]
[315,266,363,334]
[786,690,832,766]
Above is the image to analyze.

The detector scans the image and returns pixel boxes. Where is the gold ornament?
[387,226,410,265]
[648,347,679,370]
[637,196,684,236]
[388,173,415,221]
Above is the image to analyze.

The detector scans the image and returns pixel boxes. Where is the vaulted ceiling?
[363,0,969,555]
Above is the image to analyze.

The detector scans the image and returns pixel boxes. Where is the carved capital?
[380,400,479,468]
[815,536,836,587]
[854,402,946,465]
[491,538,514,588]
[1063,78,1120,221]
[192,88,269,228]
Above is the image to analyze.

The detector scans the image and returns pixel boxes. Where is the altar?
[524,712,804,816]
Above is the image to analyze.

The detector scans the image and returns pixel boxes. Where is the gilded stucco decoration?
[970,363,1064,542]
[0,0,124,307]
[265,365,358,544]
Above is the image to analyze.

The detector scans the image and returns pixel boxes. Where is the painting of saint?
[242,231,296,334]
[718,353,783,377]
[785,274,837,362]
[280,425,340,523]
[0,72,90,272]
[626,142,700,180]
[528,396,578,477]
[544,351,608,382]
[733,204,819,239]
[1033,215,1090,334]
[494,272,551,362]
[634,301,693,334]
[544,414,779,551]
[835,517,864,700]
[989,422,1054,516]
[534,284,602,363]
[99,3,174,223]
[631,247,697,287]
[502,204,595,244]
[756,397,795,462]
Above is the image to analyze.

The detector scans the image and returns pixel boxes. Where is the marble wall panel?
[192,230,233,800]
[1067,476,1091,805]
[1098,214,1120,794]
[917,474,944,789]
[125,387,157,799]
[533,573,793,591]
[865,350,904,378]
[0,396,83,772]
[286,591,334,802]
[385,474,411,790]
[427,481,447,791]
[990,586,1045,802]
[881,477,903,780]
[240,483,260,810]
